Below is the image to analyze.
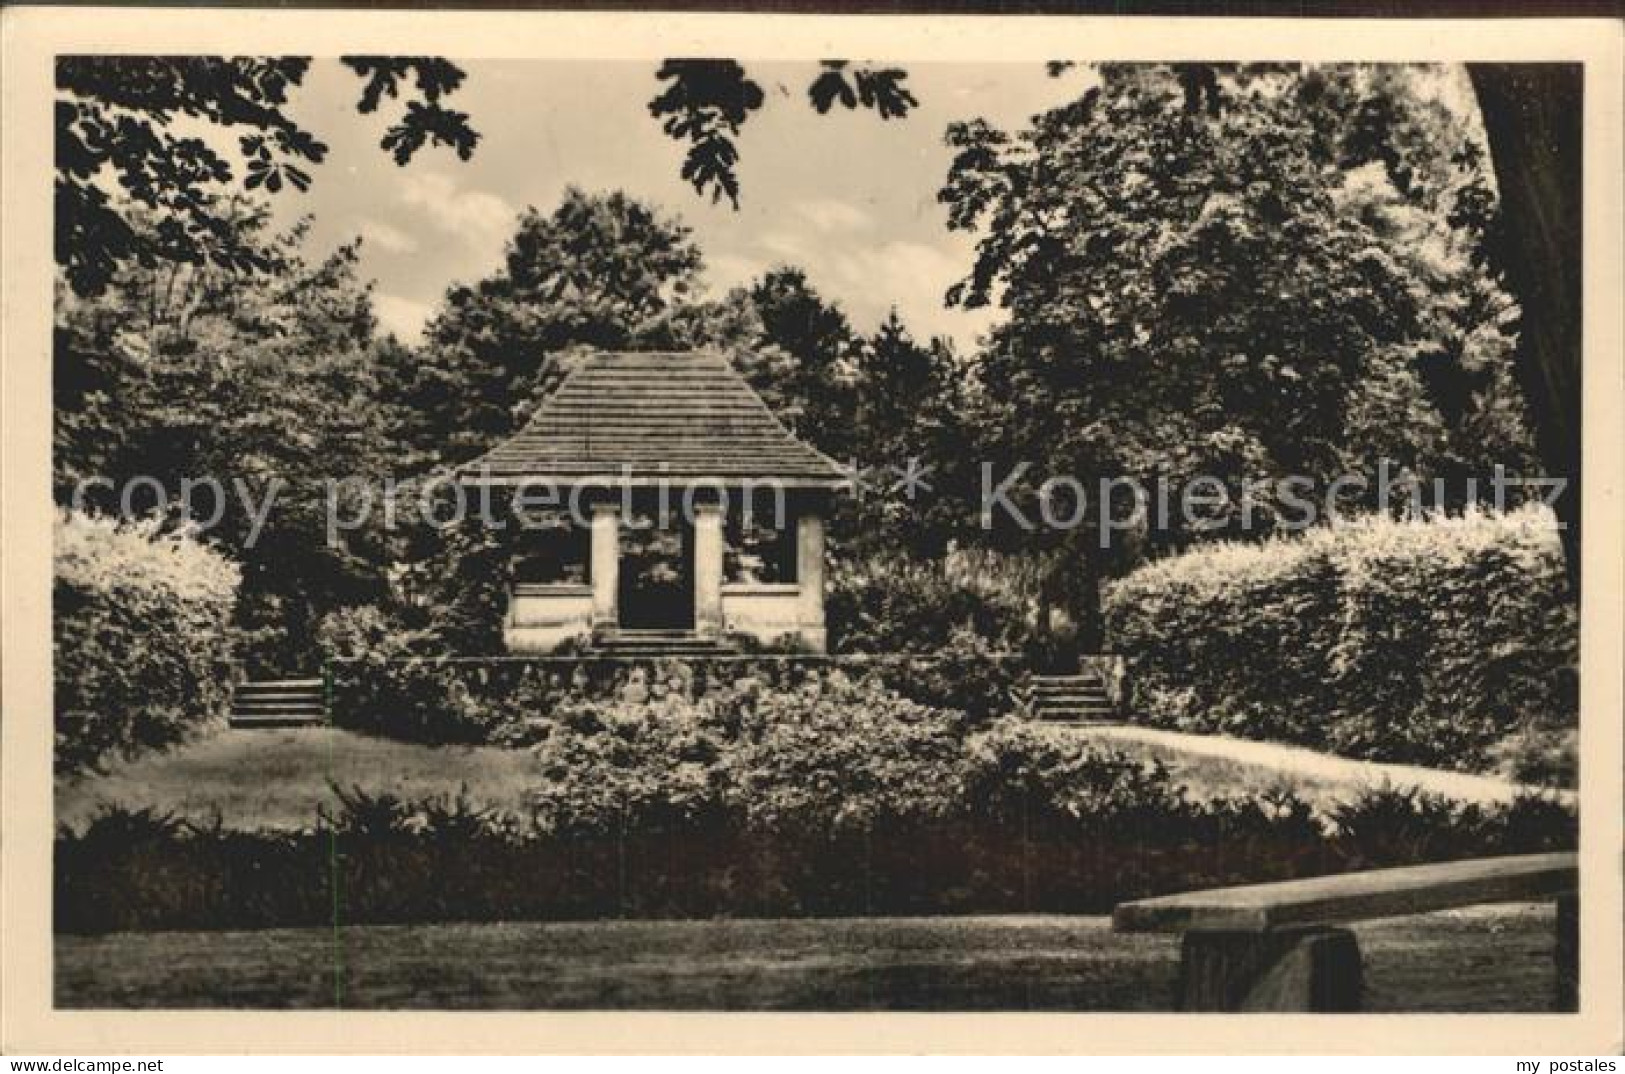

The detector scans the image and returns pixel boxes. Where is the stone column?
[796,509,827,652]
[692,501,724,637]
[589,502,619,629]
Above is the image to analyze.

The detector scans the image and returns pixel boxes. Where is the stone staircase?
[589,629,740,659]
[1023,671,1117,725]
[229,677,328,729]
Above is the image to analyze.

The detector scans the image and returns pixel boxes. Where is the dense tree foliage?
[730,267,860,455]
[648,60,916,208]
[50,58,1572,681]
[387,190,952,487]
[389,189,723,469]
[55,203,393,671]
[936,64,1536,639]
[839,311,971,558]
[56,56,478,297]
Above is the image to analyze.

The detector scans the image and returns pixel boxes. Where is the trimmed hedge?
[54,509,240,774]
[1103,508,1577,775]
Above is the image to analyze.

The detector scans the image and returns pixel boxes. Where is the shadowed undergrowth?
[56,783,1574,934]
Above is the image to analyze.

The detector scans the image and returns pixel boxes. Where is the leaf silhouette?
[648,59,764,208]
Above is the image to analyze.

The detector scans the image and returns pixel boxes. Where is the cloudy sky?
[274,60,1090,350]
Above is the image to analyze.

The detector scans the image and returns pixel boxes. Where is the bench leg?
[1556,893,1579,1011]
[1179,927,1363,1012]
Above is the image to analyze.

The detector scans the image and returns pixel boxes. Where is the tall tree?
[938,63,1535,642]
[844,310,969,559]
[395,188,710,468]
[730,267,860,458]
[1467,64,1583,594]
[55,199,392,671]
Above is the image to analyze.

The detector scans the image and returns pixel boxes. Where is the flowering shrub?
[528,691,730,835]
[331,650,1023,744]
[314,604,416,663]
[963,718,1192,825]
[1488,722,1579,788]
[729,672,966,835]
[827,554,1031,653]
[521,672,963,837]
[54,509,240,773]
[1104,508,1577,775]
[891,627,1019,723]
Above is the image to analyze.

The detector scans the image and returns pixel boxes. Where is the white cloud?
[721,229,999,350]
[705,253,766,295]
[396,172,516,245]
[821,238,999,348]
[757,230,813,262]
[356,218,418,255]
[373,293,433,343]
[792,197,875,234]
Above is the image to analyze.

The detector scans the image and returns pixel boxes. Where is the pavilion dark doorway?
[617,512,695,631]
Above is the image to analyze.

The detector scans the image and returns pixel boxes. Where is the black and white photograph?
[3,6,1623,1059]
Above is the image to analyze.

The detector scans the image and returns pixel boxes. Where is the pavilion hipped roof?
[456,350,849,489]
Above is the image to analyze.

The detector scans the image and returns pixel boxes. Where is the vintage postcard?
[2,7,1621,1056]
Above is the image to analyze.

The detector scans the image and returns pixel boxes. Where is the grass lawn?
[55,904,1560,1011]
[56,728,1567,1012]
[56,727,537,832]
[58,721,1539,834]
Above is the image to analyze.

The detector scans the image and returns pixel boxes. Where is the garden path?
[1074,725,1573,808]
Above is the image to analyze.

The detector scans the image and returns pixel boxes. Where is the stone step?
[602,629,710,638]
[228,714,327,730]
[234,692,325,708]
[594,646,734,653]
[594,640,734,650]
[1031,698,1116,717]
[591,632,739,657]
[231,695,323,703]
[594,646,741,653]
[1033,699,1115,710]
[1039,718,1120,729]
[598,637,732,646]
[230,678,327,729]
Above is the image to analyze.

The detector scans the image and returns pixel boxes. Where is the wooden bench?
[1112,852,1578,1012]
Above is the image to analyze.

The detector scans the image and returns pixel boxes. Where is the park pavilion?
[456,350,848,654]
